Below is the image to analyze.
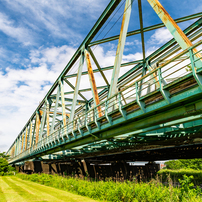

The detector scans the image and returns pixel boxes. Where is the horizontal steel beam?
[64,60,143,78]
[89,12,202,46]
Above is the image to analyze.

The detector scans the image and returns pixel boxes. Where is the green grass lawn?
[0,176,98,202]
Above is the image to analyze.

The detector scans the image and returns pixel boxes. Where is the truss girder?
[7,0,202,163]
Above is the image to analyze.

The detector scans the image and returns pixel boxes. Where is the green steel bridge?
[7,0,202,164]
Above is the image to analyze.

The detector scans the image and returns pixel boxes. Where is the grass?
[16,173,202,202]
[0,176,98,202]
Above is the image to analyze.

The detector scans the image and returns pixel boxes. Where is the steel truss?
[7,0,202,163]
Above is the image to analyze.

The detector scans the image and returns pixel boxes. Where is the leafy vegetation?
[159,158,202,185]
[0,152,16,176]
[17,173,202,202]
[158,169,202,185]
[165,159,202,170]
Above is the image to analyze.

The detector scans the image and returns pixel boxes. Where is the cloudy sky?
[0,0,201,152]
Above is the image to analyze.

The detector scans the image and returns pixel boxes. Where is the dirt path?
[0,176,98,202]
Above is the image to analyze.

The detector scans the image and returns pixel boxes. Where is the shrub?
[165,159,202,170]
[158,169,202,185]
[16,173,202,202]
[0,152,17,176]
[0,158,9,175]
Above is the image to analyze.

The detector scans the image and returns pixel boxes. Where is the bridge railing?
[10,40,202,162]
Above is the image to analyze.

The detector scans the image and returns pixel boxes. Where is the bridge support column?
[81,160,92,177]
[145,161,160,179]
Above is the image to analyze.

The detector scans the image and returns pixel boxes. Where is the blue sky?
[0,0,201,152]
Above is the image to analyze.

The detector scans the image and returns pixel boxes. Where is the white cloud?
[0,45,76,151]
[150,28,173,45]
[3,0,109,41]
[30,45,76,72]
[0,12,34,45]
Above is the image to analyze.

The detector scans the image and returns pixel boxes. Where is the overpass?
[7,0,202,165]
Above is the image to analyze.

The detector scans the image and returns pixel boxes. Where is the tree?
[0,152,9,159]
[0,151,15,176]
[0,158,9,175]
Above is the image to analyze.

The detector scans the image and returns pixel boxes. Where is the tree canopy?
[165,159,202,170]
[0,152,9,159]
[0,151,15,175]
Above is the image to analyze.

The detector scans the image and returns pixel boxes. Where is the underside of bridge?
[7,0,202,168]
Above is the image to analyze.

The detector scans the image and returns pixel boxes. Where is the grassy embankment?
[0,176,97,202]
[16,173,202,202]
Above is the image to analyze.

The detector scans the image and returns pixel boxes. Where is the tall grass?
[17,173,202,202]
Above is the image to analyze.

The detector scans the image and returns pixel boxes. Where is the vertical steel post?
[39,108,46,141]
[11,147,13,157]
[21,133,24,153]
[35,111,41,144]
[24,127,28,150]
[69,51,85,122]
[59,79,67,126]
[147,0,202,67]
[31,117,36,147]
[29,121,33,148]
[17,137,20,155]
[14,139,18,156]
[108,0,132,97]
[50,86,60,134]
[46,100,50,136]
[84,49,102,117]
[138,0,146,62]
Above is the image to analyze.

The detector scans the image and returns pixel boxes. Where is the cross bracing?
[7,0,202,163]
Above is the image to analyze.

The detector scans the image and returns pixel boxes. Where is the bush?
[0,152,17,176]
[16,173,202,202]
[0,158,9,175]
[165,159,202,170]
[158,169,202,185]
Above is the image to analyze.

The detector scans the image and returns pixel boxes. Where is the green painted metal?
[147,0,202,68]
[30,119,35,149]
[63,78,87,101]
[50,86,60,134]
[84,49,100,108]
[87,47,109,86]
[9,42,202,163]
[7,0,123,150]
[189,49,202,90]
[59,79,67,127]
[64,60,144,79]
[158,68,170,104]
[108,0,132,98]
[6,0,202,163]
[39,106,46,141]
[89,12,202,46]
[69,52,84,122]
[138,0,145,62]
